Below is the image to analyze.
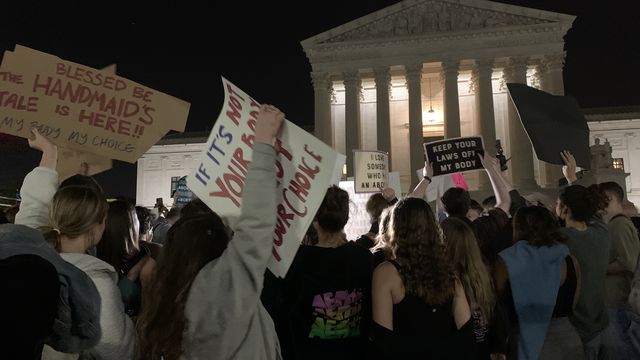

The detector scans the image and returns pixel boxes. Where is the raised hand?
[28,127,58,170]
[478,151,501,174]
[381,187,396,202]
[254,104,285,145]
[79,162,90,176]
[28,127,57,153]
[423,161,434,179]
[560,150,578,183]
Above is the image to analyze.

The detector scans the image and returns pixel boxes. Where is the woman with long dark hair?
[371,197,473,359]
[97,200,154,317]
[135,104,284,359]
[136,213,230,359]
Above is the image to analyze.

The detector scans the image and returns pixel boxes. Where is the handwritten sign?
[339,172,401,241]
[353,150,389,193]
[56,148,113,181]
[0,45,190,162]
[173,176,194,208]
[424,136,484,177]
[188,78,345,277]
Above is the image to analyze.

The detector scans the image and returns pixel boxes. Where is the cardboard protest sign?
[507,83,590,169]
[188,77,346,278]
[339,171,401,241]
[56,148,113,181]
[424,136,484,177]
[0,45,190,163]
[56,64,117,180]
[353,150,389,193]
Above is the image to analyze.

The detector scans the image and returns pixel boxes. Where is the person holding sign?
[136,105,284,360]
[440,153,512,266]
[355,188,397,251]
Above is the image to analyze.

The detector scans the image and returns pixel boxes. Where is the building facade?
[587,107,640,205]
[301,0,575,192]
[136,1,640,207]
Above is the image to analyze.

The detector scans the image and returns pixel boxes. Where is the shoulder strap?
[388,259,401,271]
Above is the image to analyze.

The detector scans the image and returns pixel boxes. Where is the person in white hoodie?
[136,104,284,360]
[17,129,136,360]
[39,185,137,360]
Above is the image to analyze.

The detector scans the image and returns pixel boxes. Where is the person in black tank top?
[371,197,474,359]
[441,217,497,360]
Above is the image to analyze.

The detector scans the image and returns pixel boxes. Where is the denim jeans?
[606,308,640,359]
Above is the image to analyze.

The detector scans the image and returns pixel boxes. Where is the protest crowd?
[2,96,640,360]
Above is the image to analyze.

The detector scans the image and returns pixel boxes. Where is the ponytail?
[40,226,62,252]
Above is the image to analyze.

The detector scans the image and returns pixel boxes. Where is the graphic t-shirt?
[280,242,372,360]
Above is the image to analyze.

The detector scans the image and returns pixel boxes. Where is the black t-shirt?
[278,242,373,360]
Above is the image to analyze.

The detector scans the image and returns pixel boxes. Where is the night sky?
[1,0,638,200]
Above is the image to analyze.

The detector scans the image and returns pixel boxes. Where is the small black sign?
[424,136,484,177]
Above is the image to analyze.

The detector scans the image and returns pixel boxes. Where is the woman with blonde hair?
[40,186,136,359]
[371,197,473,359]
[13,129,135,359]
[441,217,496,360]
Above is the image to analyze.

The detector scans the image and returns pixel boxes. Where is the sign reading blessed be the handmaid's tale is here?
[0,45,190,163]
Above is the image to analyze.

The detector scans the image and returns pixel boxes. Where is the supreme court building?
[139,1,640,207]
[301,0,575,192]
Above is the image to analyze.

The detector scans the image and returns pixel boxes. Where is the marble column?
[505,57,538,190]
[538,53,566,188]
[472,59,497,190]
[405,63,424,186]
[441,61,461,139]
[344,70,362,177]
[374,67,392,169]
[311,72,333,146]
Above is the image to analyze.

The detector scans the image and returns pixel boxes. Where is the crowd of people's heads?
[3,112,639,360]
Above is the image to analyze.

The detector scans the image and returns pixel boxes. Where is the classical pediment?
[304,0,574,46]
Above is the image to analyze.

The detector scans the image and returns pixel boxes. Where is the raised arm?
[408,162,433,199]
[184,105,284,347]
[15,129,59,228]
[479,153,512,215]
[560,150,578,184]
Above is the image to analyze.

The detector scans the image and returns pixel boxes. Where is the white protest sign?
[339,171,401,241]
[353,150,389,193]
[188,77,345,277]
[416,168,456,203]
[387,172,402,198]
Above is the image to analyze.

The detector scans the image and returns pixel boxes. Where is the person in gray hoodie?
[136,104,284,360]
